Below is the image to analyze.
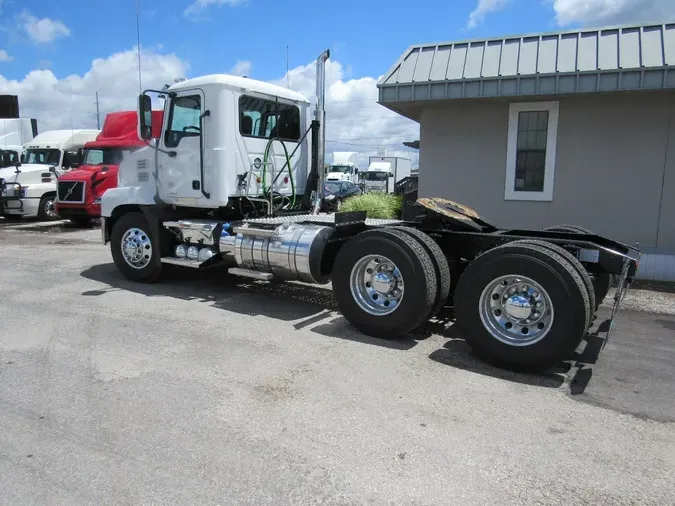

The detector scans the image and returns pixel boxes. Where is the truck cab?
[325,151,360,183]
[55,111,163,225]
[362,161,393,192]
[0,129,100,220]
[103,75,311,217]
[0,117,37,169]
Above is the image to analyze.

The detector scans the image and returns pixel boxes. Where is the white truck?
[98,49,641,374]
[0,129,100,220]
[0,118,37,168]
[325,151,360,183]
[362,156,412,193]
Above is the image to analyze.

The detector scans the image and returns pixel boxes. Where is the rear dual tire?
[543,224,612,307]
[454,241,591,372]
[332,228,439,338]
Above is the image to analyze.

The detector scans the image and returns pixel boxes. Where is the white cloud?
[270,59,419,166]
[230,60,252,76]
[21,11,71,43]
[0,47,188,131]
[553,0,675,26]
[184,0,246,19]
[0,49,12,62]
[467,0,511,29]
[2,49,417,166]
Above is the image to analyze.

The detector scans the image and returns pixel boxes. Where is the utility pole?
[95,92,101,129]
[286,45,290,89]
[136,0,143,93]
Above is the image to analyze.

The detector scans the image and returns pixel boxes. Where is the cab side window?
[165,95,202,148]
[239,95,300,142]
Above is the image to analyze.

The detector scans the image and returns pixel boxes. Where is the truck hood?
[59,164,119,182]
[0,163,52,180]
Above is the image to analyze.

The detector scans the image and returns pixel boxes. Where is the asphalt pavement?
[1,218,674,505]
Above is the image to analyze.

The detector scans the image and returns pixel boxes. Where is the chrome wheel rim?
[478,275,554,346]
[350,254,404,316]
[44,199,57,218]
[121,227,152,269]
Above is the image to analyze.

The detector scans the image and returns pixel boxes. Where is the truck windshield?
[329,165,353,173]
[364,172,389,181]
[24,149,61,165]
[82,147,131,166]
[0,150,19,167]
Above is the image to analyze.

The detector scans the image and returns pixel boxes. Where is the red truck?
[55,110,163,225]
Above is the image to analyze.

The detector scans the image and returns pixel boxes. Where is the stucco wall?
[418,91,675,250]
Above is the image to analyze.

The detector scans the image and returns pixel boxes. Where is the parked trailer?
[100,50,640,372]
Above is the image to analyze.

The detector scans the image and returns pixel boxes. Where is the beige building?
[378,22,675,281]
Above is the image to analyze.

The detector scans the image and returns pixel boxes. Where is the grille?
[57,181,85,203]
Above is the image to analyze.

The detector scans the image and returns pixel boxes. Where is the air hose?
[262,137,296,208]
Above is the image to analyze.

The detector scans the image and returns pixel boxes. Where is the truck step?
[160,256,204,268]
[228,267,274,281]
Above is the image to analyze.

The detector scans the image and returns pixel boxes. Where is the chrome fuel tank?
[222,222,334,284]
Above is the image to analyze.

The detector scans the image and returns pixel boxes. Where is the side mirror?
[354,168,359,174]
[1,152,11,166]
[77,148,84,166]
[20,153,25,163]
[49,166,58,175]
[138,93,153,140]
[388,173,394,177]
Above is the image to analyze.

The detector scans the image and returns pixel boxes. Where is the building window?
[505,101,559,201]
[239,95,300,142]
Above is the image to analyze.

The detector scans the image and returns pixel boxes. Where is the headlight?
[324,194,335,200]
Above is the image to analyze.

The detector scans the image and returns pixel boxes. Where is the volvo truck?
[99,50,640,373]
[0,129,100,220]
[55,110,163,225]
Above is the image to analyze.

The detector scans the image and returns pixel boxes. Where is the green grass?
[340,192,403,219]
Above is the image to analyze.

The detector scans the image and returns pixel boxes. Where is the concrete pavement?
[1,222,674,505]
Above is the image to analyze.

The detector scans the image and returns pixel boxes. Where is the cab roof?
[168,74,310,104]
[25,129,100,150]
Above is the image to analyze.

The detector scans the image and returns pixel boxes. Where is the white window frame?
[504,101,559,202]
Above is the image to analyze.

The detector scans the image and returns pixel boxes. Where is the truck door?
[160,90,206,202]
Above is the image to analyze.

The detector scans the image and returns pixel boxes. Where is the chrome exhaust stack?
[312,49,330,215]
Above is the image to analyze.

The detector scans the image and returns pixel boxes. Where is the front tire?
[38,194,59,221]
[110,212,163,283]
[454,241,590,372]
[332,228,438,338]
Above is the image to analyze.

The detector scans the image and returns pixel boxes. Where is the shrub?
[340,192,402,219]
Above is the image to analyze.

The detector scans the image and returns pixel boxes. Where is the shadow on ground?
[425,309,625,392]
[80,263,419,350]
[81,263,670,409]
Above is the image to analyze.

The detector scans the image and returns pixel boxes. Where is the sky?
[1,0,674,167]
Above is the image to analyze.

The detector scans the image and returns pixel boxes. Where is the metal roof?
[378,22,675,104]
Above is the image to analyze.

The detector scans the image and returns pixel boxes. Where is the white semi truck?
[0,129,100,220]
[0,118,37,168]
[325,151,360,183]
[362,156,412,193]
[98,49,640,373]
